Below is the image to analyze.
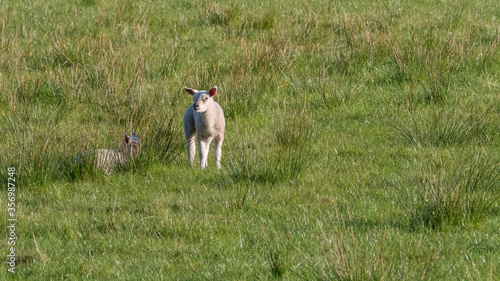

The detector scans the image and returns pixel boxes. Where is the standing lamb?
[183,86,225,169]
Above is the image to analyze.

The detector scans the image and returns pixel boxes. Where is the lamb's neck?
[199,105,215,126]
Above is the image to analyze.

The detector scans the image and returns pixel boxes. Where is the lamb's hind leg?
[213,135,223,169]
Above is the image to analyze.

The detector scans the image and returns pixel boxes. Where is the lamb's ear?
[123,134,131,144]
[209,86,217,97]
[131,132,138,140]
[184,87,196,95]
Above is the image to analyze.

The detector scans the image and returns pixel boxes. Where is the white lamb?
[76,133,142,174]
[183,86,225,169]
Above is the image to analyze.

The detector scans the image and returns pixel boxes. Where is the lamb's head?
[119,133,141,157]
[185,86,217,113]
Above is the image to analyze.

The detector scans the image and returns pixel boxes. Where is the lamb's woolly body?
[183,86,225,169]
[77,133,141,174]
[95,148,126,174]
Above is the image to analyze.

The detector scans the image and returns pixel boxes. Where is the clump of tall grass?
[219,66,272,119]
[199,1,276,32]
[1,103,75,186]
[225,135,311,185]
[224,106,317,185]
[200,2,241,27]
[298,215,438,280]
[314,72,368,109]
[264,235,288,279]
[392,103,489,147]
[406,152,500,230]
[267,247,286,278]
[383,21,499,100]
[275,103,314,147]
[121,113,184,172]
[280,66,368,110]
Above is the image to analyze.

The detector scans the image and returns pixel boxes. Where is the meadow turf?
[1,0,500,279]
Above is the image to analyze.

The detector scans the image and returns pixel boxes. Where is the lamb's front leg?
[186,132,196,167]
[198,136,213,169]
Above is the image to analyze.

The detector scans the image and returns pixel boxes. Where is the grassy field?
[1,0,500,279]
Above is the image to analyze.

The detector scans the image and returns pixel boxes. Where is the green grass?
[1,0,500,279]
